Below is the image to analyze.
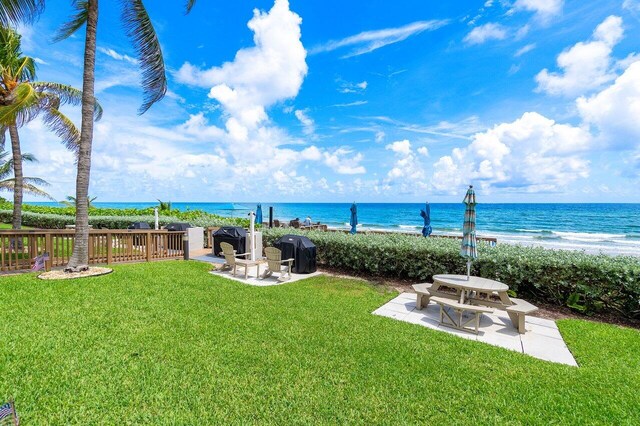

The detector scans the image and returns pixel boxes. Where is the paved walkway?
[374,293,577,366]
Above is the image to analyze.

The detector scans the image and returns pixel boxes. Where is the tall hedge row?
[0,210,246,229]
[263,228,640,319]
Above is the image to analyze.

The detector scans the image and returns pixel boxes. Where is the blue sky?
[13,0,640,202]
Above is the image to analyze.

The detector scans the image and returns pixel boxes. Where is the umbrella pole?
[249,211,256,261]
[466,260,471,280]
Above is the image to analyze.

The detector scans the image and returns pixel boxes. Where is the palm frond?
[32,82,82,105]
[15,56,36,82]
[22,182,54,199]
[32,81,103,121]
[40,105,81,153]
[53,0,88,43]
[20,152,37,162]
[122,0,167,114]
[23,176,48,186]
[0,0,43,25]
[0,151,38,175]
[0,125,6,149]
[185,0,197,13]
[0,82,38,125]
[0,152,11,179]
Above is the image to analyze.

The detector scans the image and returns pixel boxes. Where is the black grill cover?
[213,226,247,256]
[128,222,151,229]
[165,223,191,231]
[274,234,317,274]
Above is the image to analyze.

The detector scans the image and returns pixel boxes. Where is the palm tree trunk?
[66,0,98,272]
[8,124,23,230]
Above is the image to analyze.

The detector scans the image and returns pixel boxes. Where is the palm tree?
[0,25,101,229]
[61,1,198,271]
[1,1,198,270]
[156,199,172,212]
[61,195,97,209]
[0,150,52,200]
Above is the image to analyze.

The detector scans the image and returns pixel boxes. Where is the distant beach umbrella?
[256,204,263,225]
[350,203,358,235]
[420,202,432,237]
[460,185,478,279]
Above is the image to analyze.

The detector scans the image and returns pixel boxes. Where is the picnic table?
[415,274,538,333]
[432,274,512,308]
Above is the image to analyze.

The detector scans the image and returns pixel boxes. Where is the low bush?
[263,228,640,319]
[0,202,250,228]
[0,210,247,230]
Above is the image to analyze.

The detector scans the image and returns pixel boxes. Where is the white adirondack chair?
[261,247,294,281]
[219,242,250,276]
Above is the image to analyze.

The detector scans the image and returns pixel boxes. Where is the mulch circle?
[38,267,113,280]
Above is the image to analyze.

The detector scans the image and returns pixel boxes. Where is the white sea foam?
[398,224,420,230]
[326,225,640,257]
[551,231,626,240]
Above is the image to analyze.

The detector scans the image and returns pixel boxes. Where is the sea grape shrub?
[0,210,249,229]
[0,201,249,227]
[263,228,640,320]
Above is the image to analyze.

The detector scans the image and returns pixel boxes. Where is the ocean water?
[29,202,640,257]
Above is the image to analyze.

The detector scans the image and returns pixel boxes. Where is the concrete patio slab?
[195,252,322,286]
[374,293,578,367]
[208,266,322,287]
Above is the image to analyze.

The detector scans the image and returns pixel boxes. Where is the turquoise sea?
[30,202,640,256]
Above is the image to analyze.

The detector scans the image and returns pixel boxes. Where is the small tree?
[61,195,97,209]
[0,150,52,200]
[157,199,172,212]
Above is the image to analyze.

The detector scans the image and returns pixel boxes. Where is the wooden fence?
[0,229,186,273]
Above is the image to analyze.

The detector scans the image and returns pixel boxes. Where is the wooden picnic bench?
[506,298,539,334]
[412,283,433,309]
[431,296,494,334]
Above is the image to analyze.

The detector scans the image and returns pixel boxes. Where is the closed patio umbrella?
[249,211,256,261]
[420,202,432,237]
[349,203,358,235]
[460,185,477,280]
[256,204,263,225]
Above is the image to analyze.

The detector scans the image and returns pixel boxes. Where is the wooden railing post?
[146,231,152,262]
[44,233,53,272]
[106,232,113,264]
[88,233,94,264]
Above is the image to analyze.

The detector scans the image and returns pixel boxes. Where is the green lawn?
[1,261,638,424]
[0,223,33,229]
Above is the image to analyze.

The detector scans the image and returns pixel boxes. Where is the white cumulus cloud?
[175,0,307,124]
[432,112,592,194]
[535,16,624,97]
[384,140,428,191]
[294,109,315,135]
[623,0,640,12]
[323,148,366,175]
[464,23,508,45]
[512,0,564,23]
[577,60,640,149]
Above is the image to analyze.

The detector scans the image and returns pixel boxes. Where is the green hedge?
[0,202,250,228]
[263,228,640,319]
[0,210,247,229]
